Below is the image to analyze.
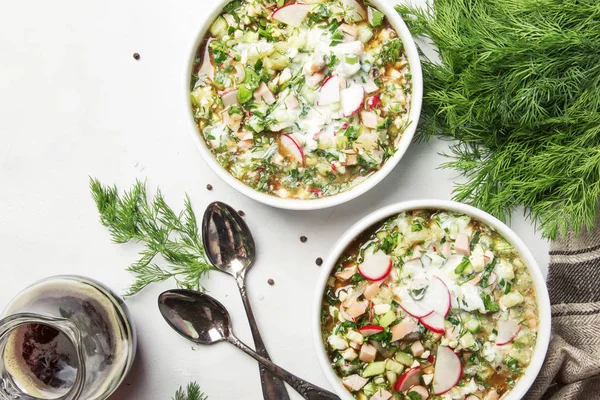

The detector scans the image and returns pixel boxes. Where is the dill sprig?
[90,178,212,296]
[173,382,208,400]
[396,0,600,239]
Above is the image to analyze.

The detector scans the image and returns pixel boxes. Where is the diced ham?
[221,111,242,132]
[370,388,393,400]
[411,341,425,357]
[307,72,325,88]
[408,386,429,400]
[349,341,361,350]
[466,396,480,400]
[342,154,358,166]
[285,95,299,109]
[342,374,368,391]
[221,90,239,107]
[391,318,418,342]
[363,282,381,300]
[238,140,253,149]
[304,53,326,74]
[235,131,253,141]
[335,265,356,281]
[347,300,368,318]
[468,274,482,286]
[361,111,378,129]
[441,241,452,258]
[455,233,470,255]
[484,390,499,400]
[254,82,276,104]
[335,40,364,56]
[278,68,292,84]
[340,23,358,41]
[359,343,377,362]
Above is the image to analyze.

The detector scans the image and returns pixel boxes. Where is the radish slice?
[221,90,239,107]
[419,312,445,334]
[358,325,384,336]
[340,86,365,117]
[394,366,421,392]
[318,75,341,105]
[420,276,451,317]
[433,346,462,395]
[271,3,311,27]
[358,249,392,281]
[496,320,521,345]
[280,134,304,165]
[398,302,433,319]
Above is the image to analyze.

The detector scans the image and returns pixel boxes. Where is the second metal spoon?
[202,201,289,400]
[158,289,340,400]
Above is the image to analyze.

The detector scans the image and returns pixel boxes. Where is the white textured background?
[0,0,549,399]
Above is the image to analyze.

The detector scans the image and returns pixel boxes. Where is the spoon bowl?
[202,201,255,277]
[158,289,341,400]
[158,289,229,345]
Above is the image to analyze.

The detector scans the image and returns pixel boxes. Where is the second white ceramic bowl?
[312,200,551,400]
[184,0,423,210]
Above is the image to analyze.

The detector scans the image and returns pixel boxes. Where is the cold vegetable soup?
[321,210,539,400]
[191,0,412,199]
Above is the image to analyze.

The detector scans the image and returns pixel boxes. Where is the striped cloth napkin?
[525,207,600,399]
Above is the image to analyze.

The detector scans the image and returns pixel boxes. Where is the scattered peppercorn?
[238,210,245,216]
[206,184,213,191]
[300,236,307,243]
[267,279,274,285]
[133,52,140,60]
[315,257,323,266]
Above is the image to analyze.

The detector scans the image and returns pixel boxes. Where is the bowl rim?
[183,0,423,210]
[311,199,552,400]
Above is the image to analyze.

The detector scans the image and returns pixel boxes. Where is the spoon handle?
[236,277,290,400]
[227,334,341,400]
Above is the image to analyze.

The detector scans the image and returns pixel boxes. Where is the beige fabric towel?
[525,209,600,400]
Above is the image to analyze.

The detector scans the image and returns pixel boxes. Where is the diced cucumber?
[345,54,359,65]
[376,230,389,241]
[358,26,373,43]
[386,371,398,386]
[378,311,396,328]
[317,164,330,176]
[362,383,377,397]
[210,17,228,37]
[373,376,385,385]
[301,85,317,104]
[335,135,349,150]
[237,85,253,104]
[464,318,481,334]
[367,7,384,27]
[385,359,405,374]
[362,361,386,378]
[395,351,413,366]
[246,115,265,133]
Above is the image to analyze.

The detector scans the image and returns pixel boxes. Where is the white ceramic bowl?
[312,200,551,400]
[184,0,423,210]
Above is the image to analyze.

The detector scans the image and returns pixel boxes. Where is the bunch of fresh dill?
[396,0,600,239]
[90,178,212,295]
[173,382,208,400]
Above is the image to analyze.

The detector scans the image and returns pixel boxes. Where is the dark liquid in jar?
[4,324,78,399]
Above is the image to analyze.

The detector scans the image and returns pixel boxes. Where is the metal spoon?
[202,201,289,400]
[158,289,341,400]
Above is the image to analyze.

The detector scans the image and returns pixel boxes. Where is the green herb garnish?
[396,0,600,239]
[173,382,207,400]
[90,179,212,296]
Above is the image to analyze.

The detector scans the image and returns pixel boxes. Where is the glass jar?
[0,275,136,400]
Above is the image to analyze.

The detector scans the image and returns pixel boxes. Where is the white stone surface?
[0,1,549,399]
